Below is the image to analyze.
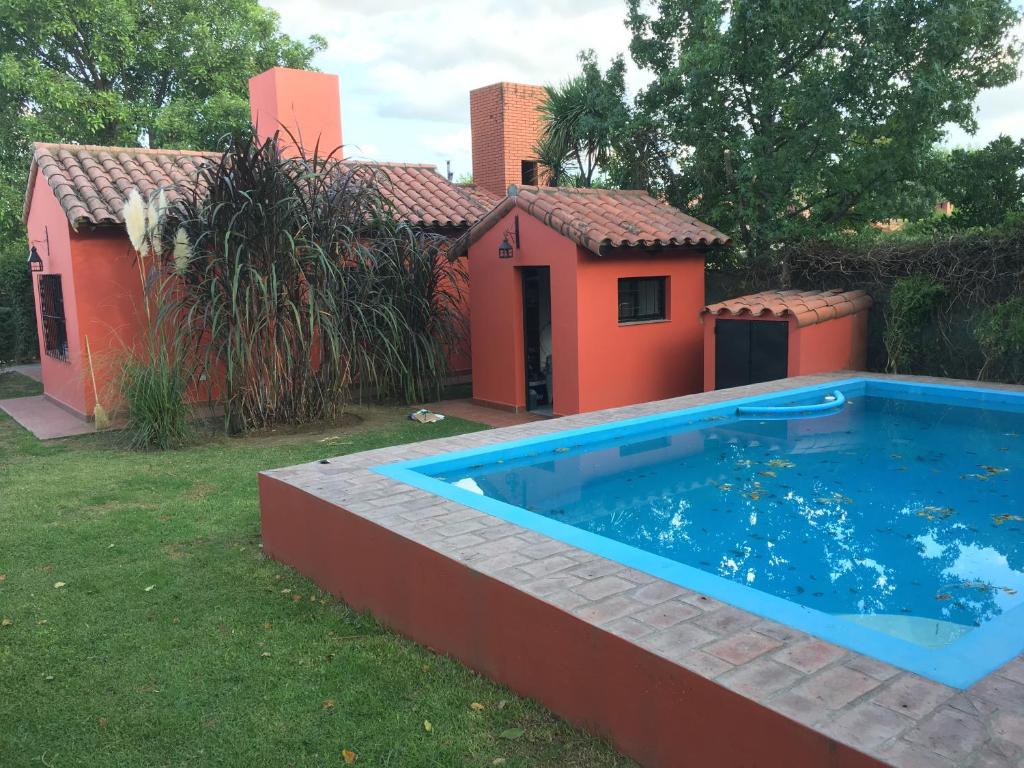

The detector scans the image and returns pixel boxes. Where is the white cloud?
[262,0,1024,171]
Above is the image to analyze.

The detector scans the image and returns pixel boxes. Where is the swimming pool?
[375,378,1024,688]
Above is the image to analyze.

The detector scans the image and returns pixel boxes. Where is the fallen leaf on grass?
[53,582,65,589]
[342,749,357,764]
[97,717,108,728]
[470,702,485,711]
[0,574,6,582]
[492,760,506,766]
[144,585,155,592]
[322,699,335,709]
[37,619,47,625]
[291,594,302,603]
[496,700,507,710]
[263,623,273,630]
[499,728,524,740]
[1,618,12,627]
[423,720,432,733]
[261,652,272,658]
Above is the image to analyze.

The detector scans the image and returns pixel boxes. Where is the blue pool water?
[376,379,1024,687]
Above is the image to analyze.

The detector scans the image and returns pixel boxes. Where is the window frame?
[617,276,669,325]
[38,274,69,362]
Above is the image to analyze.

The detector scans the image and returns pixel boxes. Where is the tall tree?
[0,0,325,233]
[626,0,1022,262]
[938,136,1024,229]
[536,51,630,187]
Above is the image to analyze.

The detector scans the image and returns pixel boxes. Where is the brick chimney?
[470,82,547,198]
[248,67,343,159]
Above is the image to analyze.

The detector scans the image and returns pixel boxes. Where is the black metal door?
[750,321,789,384]
[714,319,788,389]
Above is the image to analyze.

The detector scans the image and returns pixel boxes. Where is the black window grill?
[38,274,69,362]
[618,277,667,323]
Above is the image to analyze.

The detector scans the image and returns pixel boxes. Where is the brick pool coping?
[259,373,1024,768]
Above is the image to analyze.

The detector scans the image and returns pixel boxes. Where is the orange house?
[21,68,495,420]
[450,185,729,416]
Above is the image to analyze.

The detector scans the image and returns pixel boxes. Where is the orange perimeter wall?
[469,208,706,416]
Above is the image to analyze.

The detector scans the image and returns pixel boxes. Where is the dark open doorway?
[522,267,552,415]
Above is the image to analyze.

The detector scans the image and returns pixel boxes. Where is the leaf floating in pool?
[554,447,570,454]
[993,514,1024,526]
[962,473,991,481]
[759,470,777,478]
[736,459,753,468]
[915,506,955,521]
[746,490,763,500]
[766,459,796,469]
[935,593,953,601]
[979,465,1009,476]
[719,483,734,492]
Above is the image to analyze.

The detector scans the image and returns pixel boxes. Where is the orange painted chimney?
[248,67,343,158]
[470,82,547,198]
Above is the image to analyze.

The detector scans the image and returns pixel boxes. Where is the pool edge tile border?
[259,373,1024,768]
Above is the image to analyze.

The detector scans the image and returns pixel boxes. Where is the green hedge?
[0,239,37,365]
[780,223,1024,382]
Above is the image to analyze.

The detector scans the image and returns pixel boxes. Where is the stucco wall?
[70,229,150,413]
[26,172,86,415]
[575,249,705,413]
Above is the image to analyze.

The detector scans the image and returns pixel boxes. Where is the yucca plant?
[158,131,465,433]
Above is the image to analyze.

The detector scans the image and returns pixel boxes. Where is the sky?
[261,0,1024,178]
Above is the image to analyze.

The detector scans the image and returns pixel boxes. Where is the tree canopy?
[623,0,1021,259]
[0,0,325,234]
[937,136,1024,229]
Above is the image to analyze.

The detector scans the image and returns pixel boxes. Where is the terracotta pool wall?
[259,474,884,768]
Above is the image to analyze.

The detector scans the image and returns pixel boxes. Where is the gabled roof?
[25,142,495,231]
[450,184,729,258]
[702,289,873,327]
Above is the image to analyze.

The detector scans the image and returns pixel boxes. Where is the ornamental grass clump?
[120,188,192,449]
[157,131,466,434]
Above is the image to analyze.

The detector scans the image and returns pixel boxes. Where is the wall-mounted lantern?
[27,246,43,272]
[498,214,521,259]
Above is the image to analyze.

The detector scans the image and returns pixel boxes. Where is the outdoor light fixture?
[497,214,521,259]
[27,246,43,273]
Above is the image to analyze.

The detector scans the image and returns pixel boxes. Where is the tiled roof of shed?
[25,143,493,231]
[702,289,873,327]
[450,184,729,258]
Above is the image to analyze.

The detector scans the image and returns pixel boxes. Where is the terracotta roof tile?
[702,289,872,328]
[450,184,729,257]
[25,143,493,231]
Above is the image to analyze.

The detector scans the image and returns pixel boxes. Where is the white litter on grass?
[410,409,445,424]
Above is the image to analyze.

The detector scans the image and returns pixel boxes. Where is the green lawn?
[0,370,43,398]
[0,375,633,768]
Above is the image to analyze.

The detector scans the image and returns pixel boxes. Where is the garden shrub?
[0,240,37,364]
[883,276,945,374]
[779,221,1024,379]
[119,346,192,450]
[158,131,466,433]
[975,297,1024,383]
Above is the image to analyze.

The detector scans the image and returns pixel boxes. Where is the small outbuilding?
[700,289,872,391]
[452,184,729,416]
